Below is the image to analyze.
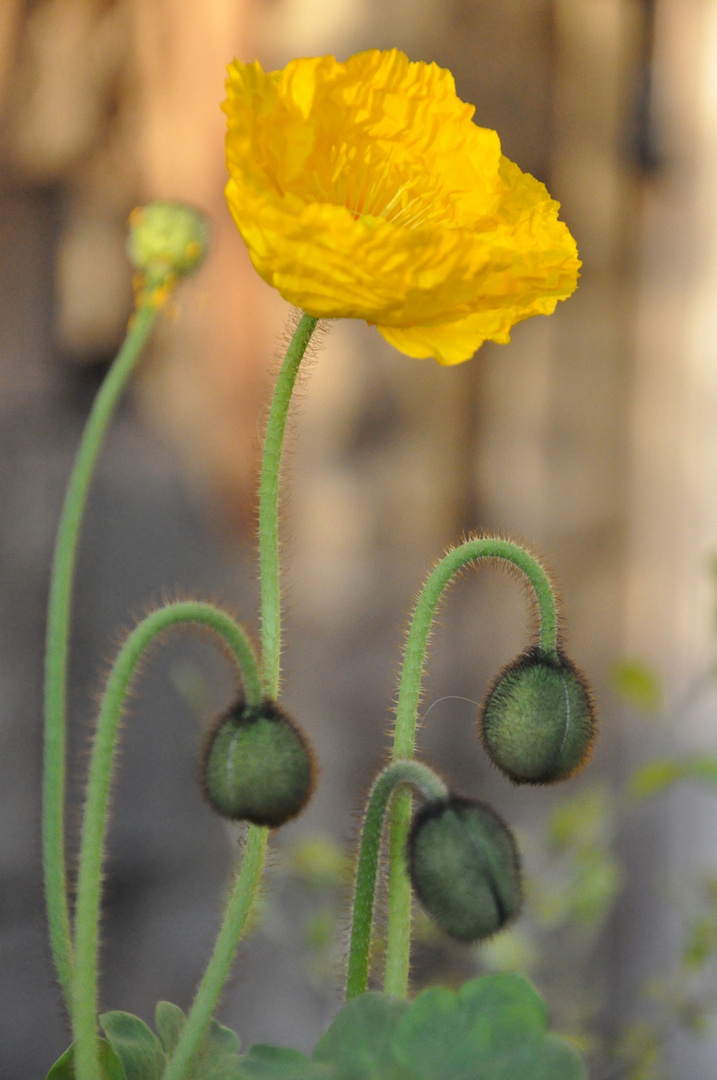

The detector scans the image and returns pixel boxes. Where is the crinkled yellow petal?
[224,48,581,364]
[377,312,511,367]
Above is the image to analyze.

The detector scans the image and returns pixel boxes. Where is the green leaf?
[155,1001,241,1079]
[233,977,586,1080]
[611,660,662,713]
[238,1044,335,1078]
[314,992,411,1079]
[46,1045,75,1080]
[392,975,586,1080]
[99,1011,165,1080]
[156,1001,186,1055]
[310,976,586,1080]
[182,1014,241,1079]
[45,1039,126,1080]
[204,1017,241,1058]
[45,1044,76,1080]
[630,756,717,799]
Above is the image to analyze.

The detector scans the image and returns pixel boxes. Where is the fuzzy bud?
[127,201,209,280]
[407,796,522,941]
[201,698,315,828]
[479,647,596,785]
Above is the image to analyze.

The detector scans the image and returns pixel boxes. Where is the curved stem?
[72,602,260,1080]
[258,313,318,698]
[159,311,319,1077]
[383,537,558,997]
[163,824,268,1080]
[346,761,447,1001]
[43,300,159,1008]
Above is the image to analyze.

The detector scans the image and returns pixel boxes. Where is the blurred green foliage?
[630,757,717,799]
[611,660,663,715]
[47,979,587,1080]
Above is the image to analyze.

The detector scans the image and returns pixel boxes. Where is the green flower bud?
[479,647,596,785]
[408,794,520,946]
[407,796,522,941]
[127,201,209,280]
[200,698,316,828]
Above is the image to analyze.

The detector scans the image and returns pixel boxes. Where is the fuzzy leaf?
[310,976,585,1080]
[154,1001,241,1079]
[314,991,411,1079]
[45,1044,76,1080]
[237,1044,334,1078]
[156,1001,186,1056]
[99,1011,165,1080]
[204,1017,241,1058]
[45,1039,126,1080]
[392,975,586,1080]
[232,976,586,1080]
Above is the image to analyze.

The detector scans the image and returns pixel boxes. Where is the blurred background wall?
[2,0,717,1077]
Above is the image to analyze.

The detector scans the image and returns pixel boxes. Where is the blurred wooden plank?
[627,0,717,691]
[0,0,22,119]
[533,0,642,661]
[5,0,131,180]
[617,3,717,1074]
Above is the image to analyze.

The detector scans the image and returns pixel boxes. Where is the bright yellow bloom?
[224,49,580,365]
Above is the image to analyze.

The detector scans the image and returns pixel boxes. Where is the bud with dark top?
[201,698,315,828]
[407,795,521,941]
[479,646,596,785]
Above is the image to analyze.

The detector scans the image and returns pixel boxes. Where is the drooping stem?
[163,824,268,1080]
[156,312,320,1080]
[72,602,260,1080]
[43,298,159,1008]
[395,539,559,764]
[346,761,447,1001]
[258,313,318,698]
[383,537,559,997]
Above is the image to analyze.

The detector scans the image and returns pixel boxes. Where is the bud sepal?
[407,795,522,941]
[201,698,316,828]
[479,646,596,785]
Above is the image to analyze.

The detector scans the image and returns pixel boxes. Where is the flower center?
[317,142,445,231]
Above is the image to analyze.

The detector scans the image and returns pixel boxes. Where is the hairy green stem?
[346,761,447,1001]
[383,537,558,997]
[72,602,260,1080]
[258,313,318,698]
[163,824,268,1080]
[43,300,159,1008]
[161,311,320,1078]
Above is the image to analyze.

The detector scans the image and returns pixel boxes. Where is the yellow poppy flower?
[224,49,580,365]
